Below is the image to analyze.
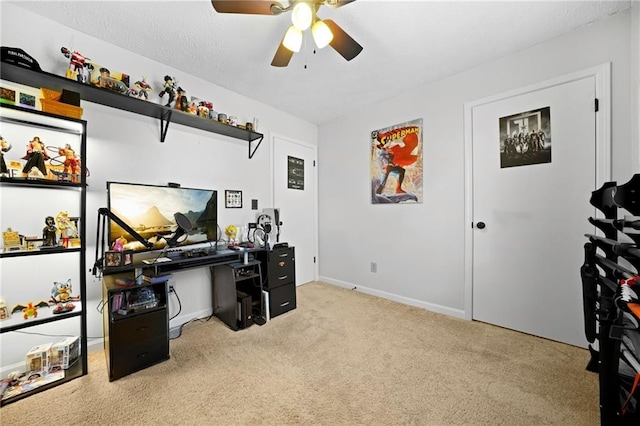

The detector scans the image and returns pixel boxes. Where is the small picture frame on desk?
[225,190,242,209]
[105,251,123,268]
[123,250,133,266]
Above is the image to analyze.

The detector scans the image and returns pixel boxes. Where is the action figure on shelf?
[11,301,49,320]
[61,47,93,83]
[55,211,78,248]
[42,216,58,247]
[50,279,77,314]
[112,236,127,251]
[175,87,189,112]
[0,135,12,176]
[58,144,80,182]
[22,136,49,178]
[158,75,178,107]
[134,76,153,101]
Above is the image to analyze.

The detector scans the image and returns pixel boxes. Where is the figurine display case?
[0,103,87,406]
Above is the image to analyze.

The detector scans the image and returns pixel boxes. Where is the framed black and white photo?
[499,106,551,168]
[225,190,242,208]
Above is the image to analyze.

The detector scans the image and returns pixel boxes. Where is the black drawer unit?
[258,246,296,290]
[258,246,296,318]
[102,279,169,381]
[269,282,297,318]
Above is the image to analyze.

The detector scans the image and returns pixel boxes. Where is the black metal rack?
[0,63,264,157]
[582,174,640,424]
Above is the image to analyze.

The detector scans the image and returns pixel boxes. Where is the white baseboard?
[318,276,466,320]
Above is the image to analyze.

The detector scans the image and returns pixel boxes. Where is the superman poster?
[370,118,423,204]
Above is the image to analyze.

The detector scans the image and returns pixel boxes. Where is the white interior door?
[471,73,601,347]
[273,136,317,285]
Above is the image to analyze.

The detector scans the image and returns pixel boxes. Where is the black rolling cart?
[582,174,640,425]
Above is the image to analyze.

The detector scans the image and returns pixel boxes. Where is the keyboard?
[143,257,172,264]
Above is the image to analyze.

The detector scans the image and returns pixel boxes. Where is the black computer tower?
[236,290,253,329]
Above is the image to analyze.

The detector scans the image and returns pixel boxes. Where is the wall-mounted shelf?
[0,63,264,158]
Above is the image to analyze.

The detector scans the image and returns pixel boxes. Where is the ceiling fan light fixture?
[291,2,313,30]
[312,20,333,49]
[283,25,303,52]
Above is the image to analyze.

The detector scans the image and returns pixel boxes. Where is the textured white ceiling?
[9,0,632,124]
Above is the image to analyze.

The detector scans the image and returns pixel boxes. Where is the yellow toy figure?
[225,225,238,246]
[55,211,78,248]
[58,144,80,182]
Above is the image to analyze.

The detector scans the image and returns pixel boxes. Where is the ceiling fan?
[211,0,363,67]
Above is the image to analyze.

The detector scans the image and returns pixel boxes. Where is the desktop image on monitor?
[107,182,218,252]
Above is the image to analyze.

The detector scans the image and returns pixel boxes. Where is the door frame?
[269,132,319,283]
[463,63,611,320]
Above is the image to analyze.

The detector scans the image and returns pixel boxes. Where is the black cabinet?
[257,247,297,318]
[102,277,169,381]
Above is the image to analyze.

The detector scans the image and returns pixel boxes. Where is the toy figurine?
[21,136,49,178]
[158,75,178,107]
[0,135,12,177]
[55,211,78,248]
[0,298,9,320]
[58,144,80,182]
[176,88,189,112]
[50,279,77,314]
[42,216,58,247]
[112,236,127,251]
[61,47,93,83]
[134,76,153,100]
[11,301,49,320]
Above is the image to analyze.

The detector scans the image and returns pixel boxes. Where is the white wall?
[0,3,317,367]
[318,9,636,317]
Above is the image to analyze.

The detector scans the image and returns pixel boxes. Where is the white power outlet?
[370,262,377,273]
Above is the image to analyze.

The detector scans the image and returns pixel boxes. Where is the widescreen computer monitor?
[107,182,218,252]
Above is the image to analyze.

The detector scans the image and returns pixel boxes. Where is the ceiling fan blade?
[271,39,294,67]
[211,0,283,15]
[323,19,363,61]
[326,0,356,8]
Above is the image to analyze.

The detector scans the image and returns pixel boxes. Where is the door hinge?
[313,160,316,167]
[594,98,599,112]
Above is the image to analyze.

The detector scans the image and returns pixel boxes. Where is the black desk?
[100,247,265,380]
[101,248,248,276]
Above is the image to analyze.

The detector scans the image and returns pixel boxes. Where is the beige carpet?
[1,282,598,425]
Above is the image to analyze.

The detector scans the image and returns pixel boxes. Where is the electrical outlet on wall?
[370,262,377,273]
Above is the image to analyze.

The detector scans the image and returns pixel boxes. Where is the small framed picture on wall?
[225,190,242,208]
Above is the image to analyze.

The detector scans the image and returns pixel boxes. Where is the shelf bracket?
[160,109,173,143]
[249,134,264,159]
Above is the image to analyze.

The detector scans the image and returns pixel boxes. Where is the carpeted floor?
[0,281,599,425]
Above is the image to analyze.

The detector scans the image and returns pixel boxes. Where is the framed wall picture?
[225,190,242,208]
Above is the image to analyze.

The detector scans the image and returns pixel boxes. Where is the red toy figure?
[61,47,93,83]
[22,136,49,178]
[134,77,153,101]
[58,144,80,182]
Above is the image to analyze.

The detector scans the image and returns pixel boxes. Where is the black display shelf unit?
[0,103,88,406]
[582,174,640,425]
[0,62,264,157]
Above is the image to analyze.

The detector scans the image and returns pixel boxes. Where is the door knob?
[476,222,486,229]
